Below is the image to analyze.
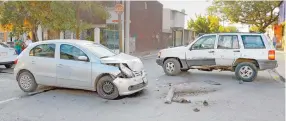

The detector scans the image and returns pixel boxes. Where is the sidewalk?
[131,50,159,59]
[276,50,286,54]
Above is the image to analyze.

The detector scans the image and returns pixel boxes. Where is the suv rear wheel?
[235,62,258,82]
[163,58,181,76]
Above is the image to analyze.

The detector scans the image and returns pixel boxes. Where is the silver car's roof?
[32,39,95,46]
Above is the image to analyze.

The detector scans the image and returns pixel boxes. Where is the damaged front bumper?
[113,71,148,96]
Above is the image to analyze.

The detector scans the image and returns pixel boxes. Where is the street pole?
[118,12,122,52]
[125,0,130,54]
[117,1,123,53]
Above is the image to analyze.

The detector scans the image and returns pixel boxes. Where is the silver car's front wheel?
[17,71,38,92]
[96,75,119,100]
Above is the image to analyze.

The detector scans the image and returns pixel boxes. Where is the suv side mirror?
[78,56,88,61]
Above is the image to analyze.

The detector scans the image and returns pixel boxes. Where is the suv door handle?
[31,61,35,64]
[233,50,240,52]
[208,51,214,53]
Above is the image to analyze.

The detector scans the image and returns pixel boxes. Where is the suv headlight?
[119,63,134,78]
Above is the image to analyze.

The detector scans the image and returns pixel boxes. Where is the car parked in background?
[0,42,17,68]
[156,33,277,82]
[14,40,148,100]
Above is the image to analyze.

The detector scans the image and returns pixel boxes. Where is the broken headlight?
[119,63,134,78]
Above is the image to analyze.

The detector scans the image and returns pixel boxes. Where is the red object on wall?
[274,24,283,48]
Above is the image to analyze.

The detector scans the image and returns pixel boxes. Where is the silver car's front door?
[56,44,92,89]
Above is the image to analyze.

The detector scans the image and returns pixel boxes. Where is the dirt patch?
[164,81,221,104]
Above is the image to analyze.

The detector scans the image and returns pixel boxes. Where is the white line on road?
[0,97,20,105]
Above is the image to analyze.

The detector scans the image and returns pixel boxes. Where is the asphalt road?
[0,54,285,121]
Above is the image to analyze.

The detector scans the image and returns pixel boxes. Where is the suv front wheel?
[163,58,181,76]
[235,62,258,82]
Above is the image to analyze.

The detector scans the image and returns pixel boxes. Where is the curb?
[139,54,157,59]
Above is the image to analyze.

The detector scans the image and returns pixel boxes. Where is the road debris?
[203,100,208,106]
[193,108,200,112]
[172,97,191,103]
[238,80,243,84]
[204,80,221,85]
[164,82,220,104]
[268,69,285,84]
[164,87,175,104]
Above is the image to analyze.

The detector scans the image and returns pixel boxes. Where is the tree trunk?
[76,4,80,40]
[32,26,39,42]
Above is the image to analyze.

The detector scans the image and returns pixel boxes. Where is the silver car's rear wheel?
[96,75,119,100]
[17,71,38,92]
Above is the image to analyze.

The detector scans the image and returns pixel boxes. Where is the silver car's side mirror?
[78,56,88,61]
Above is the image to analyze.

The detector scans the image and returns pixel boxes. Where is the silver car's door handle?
[57,64,63,68]
[31,61,35,64]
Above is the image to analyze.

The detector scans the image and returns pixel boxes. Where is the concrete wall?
[173,10,185,28]
[162,8,185,33]
[162,8,172,33]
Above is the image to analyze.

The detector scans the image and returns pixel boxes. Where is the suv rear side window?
[29,44,56,58]
[241,35,265,49]
[218,35,239,49]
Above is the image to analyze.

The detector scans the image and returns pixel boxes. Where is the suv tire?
[163,58,181,76]
[96,75,119,100]
[235,62,258,82]
[17,71,38,92]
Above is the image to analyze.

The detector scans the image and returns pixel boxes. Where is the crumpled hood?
[100,53,144,72]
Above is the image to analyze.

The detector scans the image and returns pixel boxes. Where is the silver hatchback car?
[14,40,148,99]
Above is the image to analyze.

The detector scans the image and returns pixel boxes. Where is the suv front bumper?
[258,60,278,70]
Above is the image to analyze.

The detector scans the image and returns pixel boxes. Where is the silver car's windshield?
[85,44,116,58]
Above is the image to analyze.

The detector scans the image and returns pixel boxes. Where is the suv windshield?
[85,43,116,58]
[0,42,9,48]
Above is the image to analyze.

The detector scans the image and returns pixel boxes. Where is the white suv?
[156,33,277,82]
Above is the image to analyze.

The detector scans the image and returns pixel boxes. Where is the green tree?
[249,25,260,32]
[219,26,238,32]
[187,14,237,34]
[208,0,280,32]
[0,1,109,40]
[187,15,220,34]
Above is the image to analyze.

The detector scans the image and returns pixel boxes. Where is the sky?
[159,0,212,29]
[158,0,249,32]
